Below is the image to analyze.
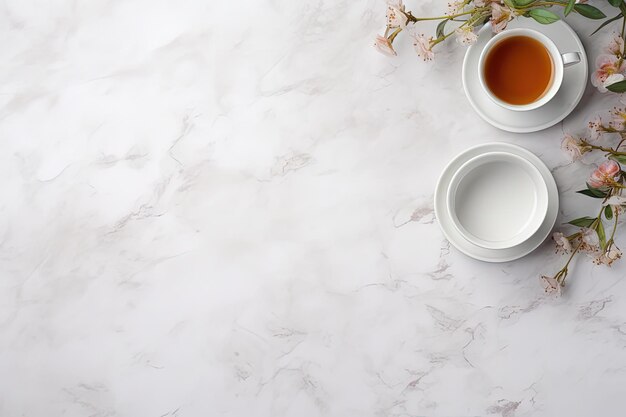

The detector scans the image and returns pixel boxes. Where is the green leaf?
[564,0,576,16]
[606,79,626,92]
[609,0,623,7]
[574,4,607,19]
[597,219,607,250]
[568,216,597,227]
[577,189,607,198]
[609,154,626,164]
[513,0,536,6]
[605,205,614,220]
[591,13,624,36]
[577,185,609,198]
[436,19,448,39]
[473,14,490,27]
[503,0,516,8]
[527,8,561,24]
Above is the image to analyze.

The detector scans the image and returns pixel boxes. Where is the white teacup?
[478,28,581,112]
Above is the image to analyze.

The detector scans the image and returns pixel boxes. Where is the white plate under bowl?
[462,17,588,133]
[434,142,559,262]
[447,151,549,250]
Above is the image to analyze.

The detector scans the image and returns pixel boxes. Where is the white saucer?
[434,142,559,262]
[462,18,588,133]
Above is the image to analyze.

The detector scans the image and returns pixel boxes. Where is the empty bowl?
[446,151,549,250]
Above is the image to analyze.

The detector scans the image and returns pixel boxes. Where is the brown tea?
[484,35,553,105]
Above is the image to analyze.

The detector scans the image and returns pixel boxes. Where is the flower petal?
[604,195,626,206]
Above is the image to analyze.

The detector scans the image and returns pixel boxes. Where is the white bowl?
[446,151,549,250]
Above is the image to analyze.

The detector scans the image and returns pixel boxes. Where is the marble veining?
[1,0,626,416]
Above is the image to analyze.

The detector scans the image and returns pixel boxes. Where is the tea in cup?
[478,28,581,111]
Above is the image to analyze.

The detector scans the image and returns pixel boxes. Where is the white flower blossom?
[455,26,478,46]
[553,232,572,254]
[604,195,626,207]
[374,35,396,56]
[560,134,588,161]
[611,107,626,130]
[581,227,600,252]
[594,247,622,266]
[588,115,605,142]
[540,275,562,296]
[386,0,407,28]
[490,3,514,33]
[592,54,625,93]
[608,33,625,56]
[604,73,625,89]
[607,247,622,263]
[447,0,465,16]
[410,32,434,61]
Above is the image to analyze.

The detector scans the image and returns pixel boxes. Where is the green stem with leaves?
[555,199,609,286]
[405,9,480,23]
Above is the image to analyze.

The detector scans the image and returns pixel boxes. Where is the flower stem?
[388,27,402,43]
[432,19,471,46]
[593,201,607,228]
[406,9,480,23]
[554,200,608,285]
[562,241,583,273]
[581,141,626,156]
[519,1,569,8]
[610,210,620,244]
[431,32,454,46]
[618,17,626,67]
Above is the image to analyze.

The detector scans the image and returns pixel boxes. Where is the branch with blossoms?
[375,0,617,61]
[542,111,626,295]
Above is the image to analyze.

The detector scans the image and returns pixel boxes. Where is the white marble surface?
[2,1,626,416]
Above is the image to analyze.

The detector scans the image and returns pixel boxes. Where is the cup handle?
[562,52,581,67]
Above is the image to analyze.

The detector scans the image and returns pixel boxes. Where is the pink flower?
[561,134,589,161]
[490,3,514,33]
[455,26,478,46]
[592,55,626,93]
[386,0,407,28]
[374,35,397,56]
[553,232,572,254]
[588,160,621,188]
[411,33,434,61]
[540,275,562,296]
[607,33,624,56]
